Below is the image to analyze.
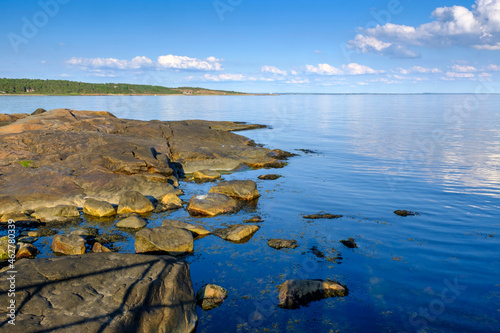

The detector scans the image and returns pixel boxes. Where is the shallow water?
[1,94,500,332]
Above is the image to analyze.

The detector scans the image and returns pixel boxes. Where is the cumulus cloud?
[348,0,500,57]
[203,73,276,82]
[451,64,477,72]
[261,65,288,75]
[67,54,223,71]
[306,63,384,75]
[397,66,442,74]
[445,72,475,78]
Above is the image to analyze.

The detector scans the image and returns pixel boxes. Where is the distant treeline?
[0,78,246,95]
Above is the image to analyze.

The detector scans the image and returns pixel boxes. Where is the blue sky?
[1,0,499,93]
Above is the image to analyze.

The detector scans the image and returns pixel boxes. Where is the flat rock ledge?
[0,253,197,333]
[0,109,291,217]
[278,279,349,309]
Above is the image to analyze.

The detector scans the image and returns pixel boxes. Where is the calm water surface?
[1,95,499,332]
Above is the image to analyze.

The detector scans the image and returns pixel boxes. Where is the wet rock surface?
[213,224,260,242]
[135,226,194,255]
[278,279,349,309]
[196,284,229,310]
[209,180,260,201]
[267,238,299,249]
[51,234,86,255]
[83,198,116,217]
[162,219,211,236]
[303,213,343,219]
[394,210,418,217]
[187,193,240,216]
[192,169,222,182]
[0,253,197,333]
[258,174,281,180]
[116,215,147,229]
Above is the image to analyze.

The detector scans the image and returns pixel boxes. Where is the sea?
[1,94,499,332]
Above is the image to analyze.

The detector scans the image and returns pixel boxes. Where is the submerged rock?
[267,239,299,249]
[32,205,80,223]
[51,234,86,255]
[196,284,229,310]
[70,227,99,240]
[340,237,358,249]
[135,226,194,255]
[213,224,260,242]
[0,253,198,333]
[258,174,281,180]
[244,215,264,223]
[192,169,222,182]
[187,193,240,216]
[116,215,147,229]
[83,198,116,217]
[278,279,348,309]
[209,180,260,201]
[303,213,343,219]
[162,220,211,236]
[394,210,418,217]
[117,191,154,215]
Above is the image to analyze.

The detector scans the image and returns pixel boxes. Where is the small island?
[0,78,249,96]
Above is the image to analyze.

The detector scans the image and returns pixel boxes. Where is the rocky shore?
[0,109,349,332]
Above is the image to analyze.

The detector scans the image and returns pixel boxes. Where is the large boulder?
[196,284,228,310]
[187,193,239,216]
[209,180,260,201]
[83,198,116,217]
[0,236,10,260]
[32,205,80,223]
[278,279,348,309]
[117,191,154,215]
[51,234,86,255]
[135,226,194,255]
[162,220,211,236]
[0,253,198,333]
[213,224,260,242]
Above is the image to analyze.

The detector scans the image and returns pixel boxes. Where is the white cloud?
[261,65,287,75]
[157,55,222,70]
[67,54,223,72]
[348,0,500,57]
[203,73,275,82]
[286,78,310,84]
[486,64,500,71]
[451,64,477,72]
[445,72,475,78]
[306,63,384,75]
[479,72,492,77]
[60,73,70,77]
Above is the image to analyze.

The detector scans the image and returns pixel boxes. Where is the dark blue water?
[1,95,499,332]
